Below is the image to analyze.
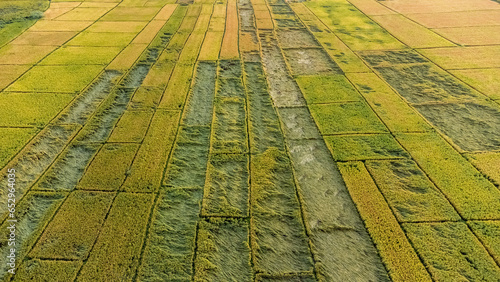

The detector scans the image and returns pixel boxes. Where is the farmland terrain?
[1,0,500,280]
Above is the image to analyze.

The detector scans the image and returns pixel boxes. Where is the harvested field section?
[365,159,460,222]
[194,218,252,281]
[396,133,500,219]
[337,162,431,282]
[13,259,81,282]
[244,62,285,154]
[286,139,389,280]
[77,144,139,191]
[0,192,66,280]
[34,143,100,191]
[138,189,203,281]
[202,153,249,217]
[251,148,314,275]
[258,32,306,107]
[76,193,154,281]
[403,222,500,281]
[29,191,115,260]
[122,110,179,193]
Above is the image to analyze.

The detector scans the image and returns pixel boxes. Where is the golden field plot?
[2,0,500,281]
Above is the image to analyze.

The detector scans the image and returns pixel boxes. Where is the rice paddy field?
[0,0,500,280]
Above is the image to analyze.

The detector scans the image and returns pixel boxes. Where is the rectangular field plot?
[286,139,389,281]
[54,7,111,21]
[78,144,139,191]
[468,221,500,265]
[211,98,248,154]
[6,65,104,93]
[406,10,500,28]
[325,134,409,161]
[107,43,148,71]
[337,162,431,282]
[283,48,342,76]
[276,29,319,49]
[295,75,361,104]
[30,20,93,31]
[108,110,154,143]
[403,222,500,281]
[11,31,77,46]
[132,20,169,44]
[194,219,252,281]
[365,159,460,222]
[251,149,314,275]
[0,192,66,281]
[30,191,115,260]
[0,92,74,127]
[347,72,432,133]
[0,65,30,91]
[202,153,249,217]
[100,7,160,21]
[433,26,500,46]
[87,21,149,33]
[163,126,211,188]
[199,31,224,61]
[77,193,154,281]
[414,101,500,152]
[34,143,100,191]
[122,110,179,192]
[67,32,138,47]
[418,46,500,69]
[310,102,387,135]
[0,45,56,65]
[451,68,500,101]
[0,127,38,168]
[159,64,194,109]
[305,1,405,50]
[13,259,81,282]
[137,189,202,281]
[181,62,217,126]
[465,152,500,186]
[40,46,122,65]
[277,107,321,140]
[396,133,500,219]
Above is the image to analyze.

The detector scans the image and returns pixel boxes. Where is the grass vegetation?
[396,133,500,219]
[137,189,203,281]
[365,159,460,222]
[295,75,360,104]
[77,193,154,281]
[324,134,409,161]
[29,191,115,260]
[108,110,154,143]
[77,144,139,191]
[202,153,249,217]
[0,92,74,127]
[122,110,179,192]
[403,222,500,281]
[0,127,38,168]
[309,102,388,135]
[6,65,104,93]
[194,218,252,281]
[337,161,432,282]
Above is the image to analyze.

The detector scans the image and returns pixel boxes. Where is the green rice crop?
[13,259,81,282]
[295,75,361,104]
[324,134,409,161]
[0,127,38,168]
[108,110,154,143]
[468,220,500,265]
[40,46,122,65]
